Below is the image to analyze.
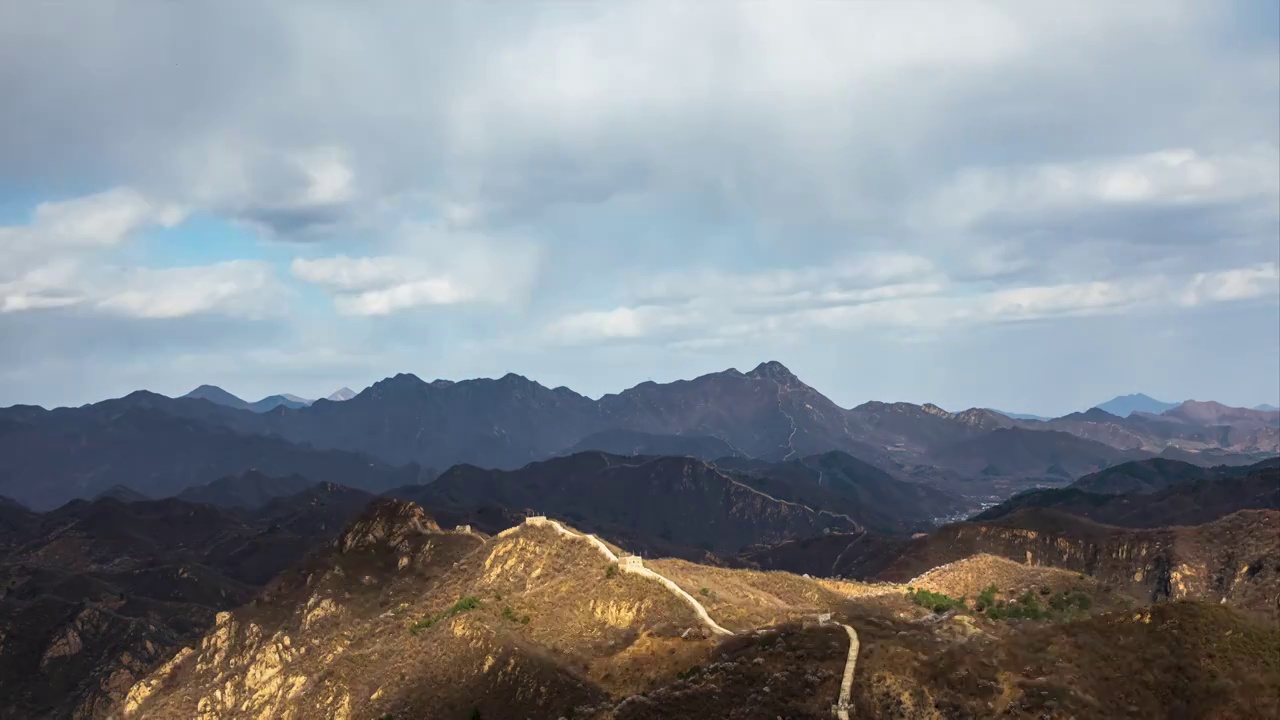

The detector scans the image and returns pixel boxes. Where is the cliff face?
[878,509,1279,618]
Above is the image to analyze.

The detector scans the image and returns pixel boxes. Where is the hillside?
[0,406,425,509]
[874,509,1280,619]
[974,459,1280,527]
[395,452,858,557]
[0,487,376,719]
[931,427,1144,479]
[118,501,1280,720]
[713,451,962,533]
[175,471,317,510]
[557,429,744,462]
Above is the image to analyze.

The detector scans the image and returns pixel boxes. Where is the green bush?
[605,564,617,579]
[976,584,998,610]
[907,587,966,614]
[409,596,482,634]
[502,606,517,622]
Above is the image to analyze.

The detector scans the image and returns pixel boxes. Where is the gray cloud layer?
[0,1,1276,413]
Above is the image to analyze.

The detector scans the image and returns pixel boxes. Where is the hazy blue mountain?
[326,387,357,401]
[248,394,310,412]
[989,409,1052,421]
[1255,403,1280,412]
[183,386,310,413]
[1092,393,1180,418]
[183,384,253,411]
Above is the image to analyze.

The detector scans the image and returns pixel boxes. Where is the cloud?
[925,147,1280,232]
[544,262,1280,346]
[0,189,281,320]
[1181,263,1280,306]
[0,1,1276,410]
[290,224,542,315]
[94,261,284,319]
[0,188,185,270]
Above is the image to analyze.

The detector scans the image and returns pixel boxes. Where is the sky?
[1,1,1278,416]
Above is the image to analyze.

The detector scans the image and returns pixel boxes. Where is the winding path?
[833,622,860,719]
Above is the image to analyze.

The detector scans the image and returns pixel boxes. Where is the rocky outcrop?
[878,509,1280,617]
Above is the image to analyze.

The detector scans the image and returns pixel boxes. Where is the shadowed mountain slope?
[970,458,1280,528]
[0,405,425,509]
[0,486,377,720]
[393,452,858,557]
[557,428,744,462]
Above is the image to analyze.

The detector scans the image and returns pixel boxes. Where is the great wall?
[493,515,863,716]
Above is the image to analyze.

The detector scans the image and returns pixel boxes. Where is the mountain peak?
[747,360,798,384]
[369,373,427,393]
[326,387,356,402]
[1092,393,1178,418]
[183,384,247,407]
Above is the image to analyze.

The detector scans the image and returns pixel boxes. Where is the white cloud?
[291,225,542,315]
[0,188,186,271]
[1181,262,1280,306]
[333,278,471,316]
[0,190,282,320]
[926,146,1280,231]
[634,253,941,304]
[545,262,1280,346]
[94,261,284,319]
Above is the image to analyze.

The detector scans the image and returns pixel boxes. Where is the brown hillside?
[118,500,1280,720]
[877,509,1280,619]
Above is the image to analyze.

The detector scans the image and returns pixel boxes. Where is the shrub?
[520,614,530,625]
[907,588,966,614]
[605,564,618,579]
[699,587,710,596]
[502,606,517,622]
[409,596,482,634]
[976,584,998,610]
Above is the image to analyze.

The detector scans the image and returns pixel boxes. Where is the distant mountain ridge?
[972,457,1280,527]
[4,362,1277,510]
[183,385,311,413]
[1092,393,1180,417]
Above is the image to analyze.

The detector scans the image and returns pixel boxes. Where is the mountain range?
[3,362,1275,510]
[180,385,356,413]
